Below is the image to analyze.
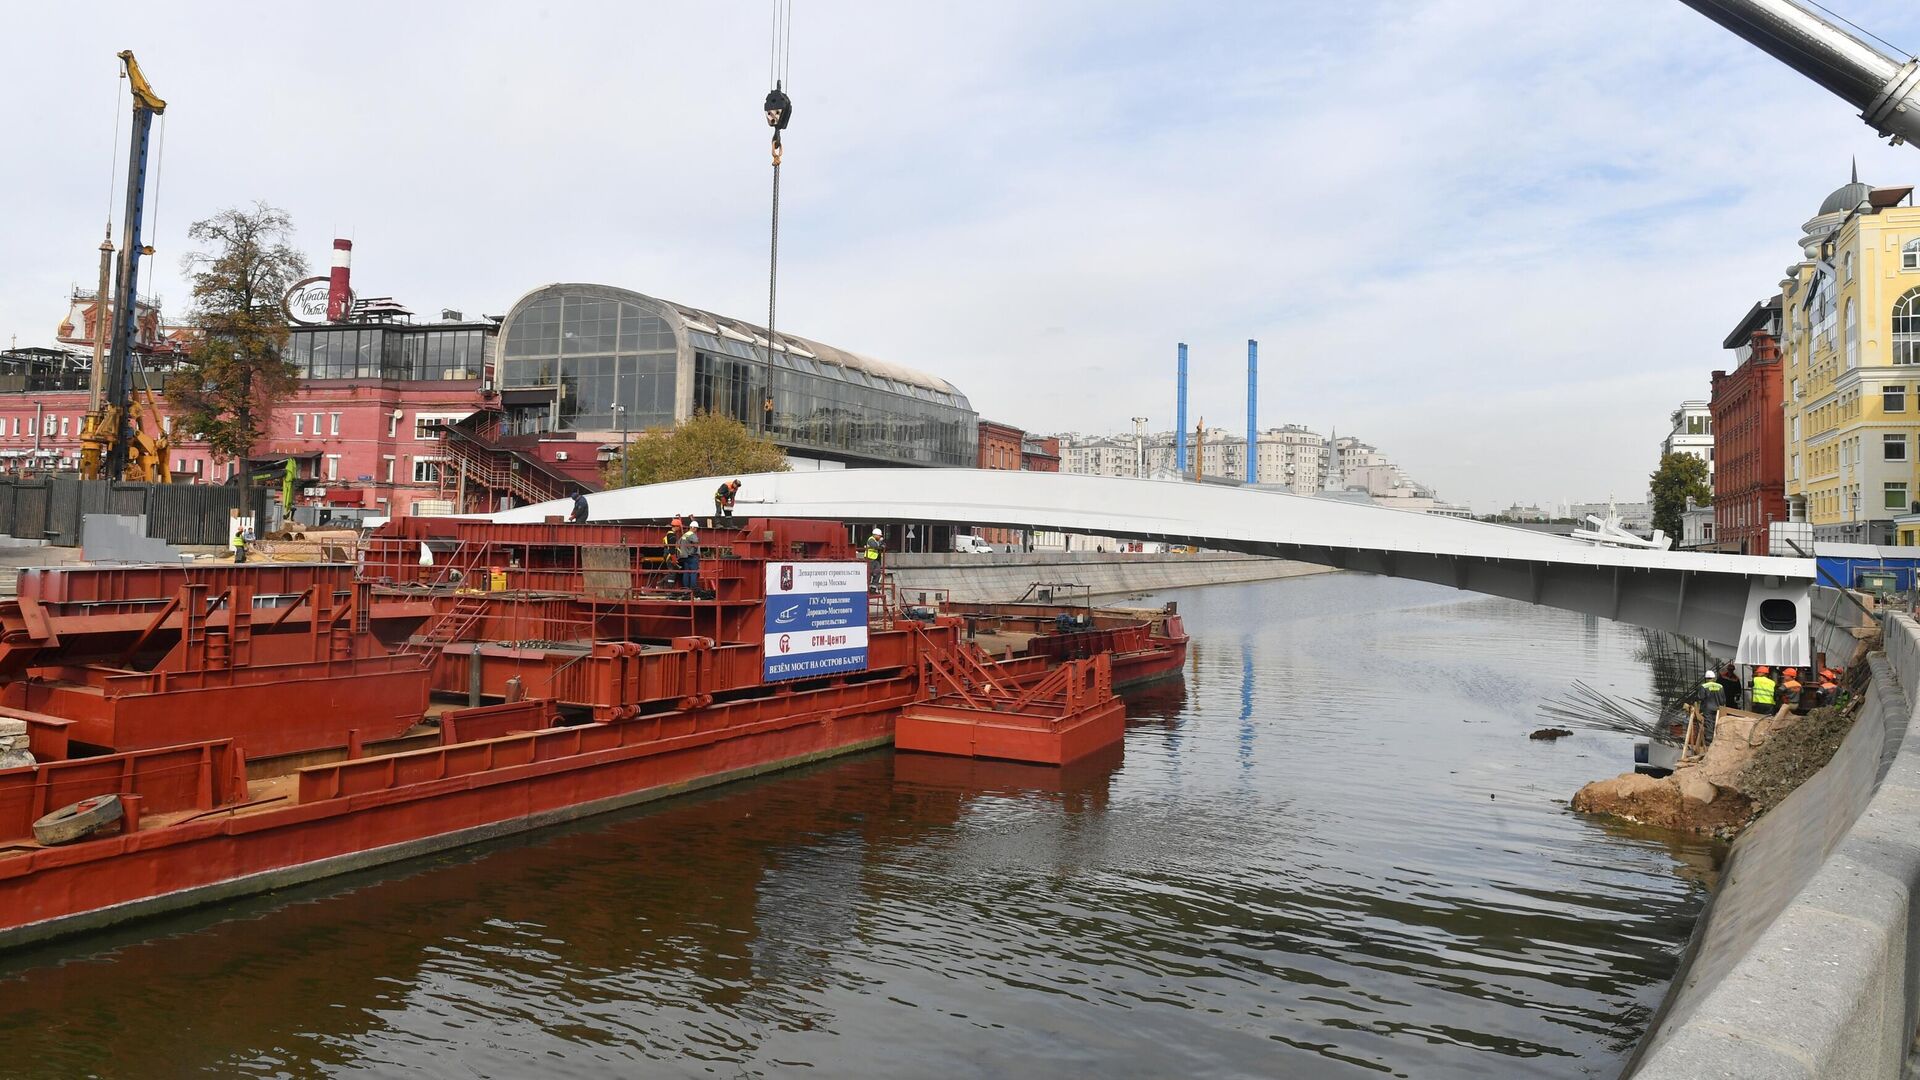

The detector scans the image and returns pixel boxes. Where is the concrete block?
[1634,1025,1813,1080]
[0,749,32,770]
[0,718,24,739]
[1683,901,1899,1077]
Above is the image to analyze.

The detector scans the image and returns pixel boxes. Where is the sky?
[6,1,1920,512]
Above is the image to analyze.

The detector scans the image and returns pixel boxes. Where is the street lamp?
[611,404,627,483]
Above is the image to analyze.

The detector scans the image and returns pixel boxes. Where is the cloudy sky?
[6,1,1920,510]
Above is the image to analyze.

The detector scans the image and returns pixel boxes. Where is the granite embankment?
[1630,611,1920,1079]
[887,551,1333,603]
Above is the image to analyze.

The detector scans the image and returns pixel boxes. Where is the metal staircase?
[435,412,583,512]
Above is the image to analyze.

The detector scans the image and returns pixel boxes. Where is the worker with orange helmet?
[1781,667,1804,713]
[1750,666,1778,712]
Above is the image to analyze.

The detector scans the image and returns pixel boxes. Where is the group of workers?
[571,477,892,594]
[1693,662,1844,743]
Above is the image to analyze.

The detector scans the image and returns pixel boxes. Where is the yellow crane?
[80,50,171,483]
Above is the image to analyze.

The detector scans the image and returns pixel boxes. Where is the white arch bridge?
[492,470,1814,664]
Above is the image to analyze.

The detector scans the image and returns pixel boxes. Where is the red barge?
[0,516,1187,950]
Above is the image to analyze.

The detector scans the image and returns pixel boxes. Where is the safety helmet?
[671,517,682,527]
[1784,668,1798,678]
[1704,669,1717,679]
[1756,666,1770,675]
[730,479,741,488]
[871,527,882,536]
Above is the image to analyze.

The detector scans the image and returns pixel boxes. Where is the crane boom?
[1677,0,1920,146]
[85,50,168,483]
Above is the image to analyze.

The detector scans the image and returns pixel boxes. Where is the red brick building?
[1021,434,1060,472]
[1710,296,1787,554]
[974,419,1025,545]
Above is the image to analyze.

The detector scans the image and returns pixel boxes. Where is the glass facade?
[288,325,491,381]
[498,284,977,467]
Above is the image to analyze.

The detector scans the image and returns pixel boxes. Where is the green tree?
[1649,451,1711,541]
[604,411,791,488]
[164,203,307,468]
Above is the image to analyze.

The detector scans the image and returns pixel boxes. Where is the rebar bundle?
[1537,680,1682,744]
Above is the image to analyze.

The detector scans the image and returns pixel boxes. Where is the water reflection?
[0,575,1715,1079]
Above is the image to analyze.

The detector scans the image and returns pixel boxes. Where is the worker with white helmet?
[1696,668,1725,743]
[862,527,885,591]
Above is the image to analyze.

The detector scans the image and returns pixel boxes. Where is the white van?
[953,534,995,554]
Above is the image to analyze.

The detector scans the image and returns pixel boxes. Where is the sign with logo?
[763,561,868,682]
[282,276,340,326]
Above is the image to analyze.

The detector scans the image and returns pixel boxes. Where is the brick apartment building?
[1710,296,1787,554]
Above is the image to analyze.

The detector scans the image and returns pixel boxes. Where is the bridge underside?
[490,469,1814,663]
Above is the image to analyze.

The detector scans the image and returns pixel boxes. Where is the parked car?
[953,534,995,554]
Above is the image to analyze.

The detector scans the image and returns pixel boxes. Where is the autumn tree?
[164,203,308,468]
[1649,451,1711,541]
[604,411,791,488]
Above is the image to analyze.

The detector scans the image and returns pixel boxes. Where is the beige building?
[1780,172,1920,543]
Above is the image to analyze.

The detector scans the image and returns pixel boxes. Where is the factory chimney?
[1175,342,1189,476]
[327,239,353,322]
[1245,339,1257,483]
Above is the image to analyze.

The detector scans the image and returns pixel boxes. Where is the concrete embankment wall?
[1633,614,1920,1079]
[887,551,1333,603]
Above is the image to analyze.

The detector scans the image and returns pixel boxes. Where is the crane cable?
[764,0,794,430]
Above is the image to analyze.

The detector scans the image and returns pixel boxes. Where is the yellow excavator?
[79,50,171,483]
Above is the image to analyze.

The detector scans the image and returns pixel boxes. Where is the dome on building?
[1818,181,1870,216]
[1818,162,1870,216]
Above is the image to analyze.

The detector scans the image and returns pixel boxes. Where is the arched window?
[1844,251,1856,282]
[1904,237,1920,271]
[1845,297,1858,368]
[1896,286,1920,365]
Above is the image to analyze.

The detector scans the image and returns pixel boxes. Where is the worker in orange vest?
[1780,668,1804,714]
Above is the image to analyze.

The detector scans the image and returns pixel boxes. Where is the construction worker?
[1781,668,1805,714]
[1749,665,1777,714]
[1719,663,1744,710]
[570,491,589,524]
[660,517,683,588]
[1816,668,1838,708]
[715,479,741,522]
[863,527,885,591]
[231,526,247,565]
[677,521,701,592]
[1696,668,1725,743]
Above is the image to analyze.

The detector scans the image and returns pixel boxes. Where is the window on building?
[1887,434,1908,462]
[1905,238,1920,271]
[1790,414,1800,442]
[325,454,340,480]
[383,455,396,483]
[1888,482,1910,511]
[1845,251,1855,282]
[388,412,400,438]
[294,414,305,435]
[310,412,323,434]
[161,416,172,435]
[1845,298,1858,368]
[1887,385,1907,412]
[57,417,67,437]
[8,418,15,437]
[1896,286,1920,365]
[329,413,341,436]
[412,458,442,483]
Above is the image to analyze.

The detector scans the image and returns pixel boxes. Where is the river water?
[0,575,1719,1079]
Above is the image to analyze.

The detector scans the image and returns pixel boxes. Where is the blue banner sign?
[763,561,869,682]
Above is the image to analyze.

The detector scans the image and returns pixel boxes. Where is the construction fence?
[0,478,267,547]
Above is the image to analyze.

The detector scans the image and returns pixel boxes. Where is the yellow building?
[1780,172,1920,544]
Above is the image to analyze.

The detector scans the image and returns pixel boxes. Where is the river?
[0,574,1718,1078]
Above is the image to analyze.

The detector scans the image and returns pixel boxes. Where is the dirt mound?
[1572,772,1753,836]
[1736,702,1861,816]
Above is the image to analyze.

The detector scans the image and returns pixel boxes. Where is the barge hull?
[0,698,898,951]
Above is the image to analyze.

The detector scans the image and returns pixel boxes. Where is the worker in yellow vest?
[1749,666,1777,713]
[863,527,885,591]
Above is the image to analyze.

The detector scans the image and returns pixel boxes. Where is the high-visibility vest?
[1700,679,1722,695]
[1751,676,1777,706]
[864,541,882,560]
[231,533,245,550]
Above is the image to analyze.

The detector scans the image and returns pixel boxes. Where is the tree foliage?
[1649,451,1711,540]
[163,203,308,466]
[603,411,791,488]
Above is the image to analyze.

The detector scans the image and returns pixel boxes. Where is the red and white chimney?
[326,239,353,322]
